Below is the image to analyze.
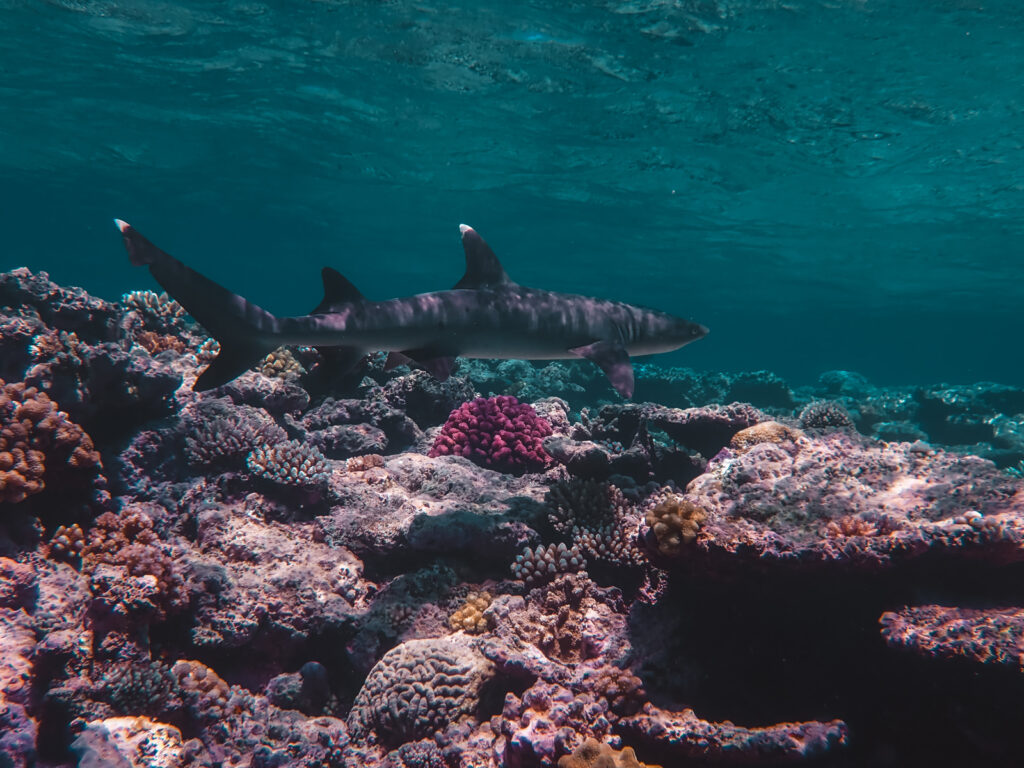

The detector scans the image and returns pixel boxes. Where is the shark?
[114,220,707,398]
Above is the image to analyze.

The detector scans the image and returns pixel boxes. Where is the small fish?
[115,221,707,398]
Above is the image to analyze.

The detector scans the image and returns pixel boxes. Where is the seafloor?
[2,266,1024,768]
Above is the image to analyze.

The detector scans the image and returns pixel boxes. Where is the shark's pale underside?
[115,221,707,398]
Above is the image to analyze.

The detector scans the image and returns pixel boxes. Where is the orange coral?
[557,738,660,768]
[644,495,707,556]
[449,591,492,634]
[134,330,187,356]
[0,380,101,504]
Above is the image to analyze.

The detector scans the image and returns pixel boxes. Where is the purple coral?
[429,395,552,474]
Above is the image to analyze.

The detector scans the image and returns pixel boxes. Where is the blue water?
[3,0,1023,384]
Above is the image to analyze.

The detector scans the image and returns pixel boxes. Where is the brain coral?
[429,395,552,474]
[0,379,101,504]
[347,635,495,747]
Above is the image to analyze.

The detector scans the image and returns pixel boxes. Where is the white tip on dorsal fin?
[453,224,513,289]
[114,218,130,233]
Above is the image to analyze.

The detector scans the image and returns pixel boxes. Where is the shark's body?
[115,221,707,398]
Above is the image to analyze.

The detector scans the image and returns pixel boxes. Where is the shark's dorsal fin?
[312,267,364,314]
[453,224,513,289]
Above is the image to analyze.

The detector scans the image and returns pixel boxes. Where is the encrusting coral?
[557,738,660,768]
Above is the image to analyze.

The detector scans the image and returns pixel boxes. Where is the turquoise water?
[3,0,1023,384]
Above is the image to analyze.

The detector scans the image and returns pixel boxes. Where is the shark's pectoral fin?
[569,340,634,399]
[385,352,413,371]
[392,348,457,381]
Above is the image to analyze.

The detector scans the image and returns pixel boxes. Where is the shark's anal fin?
[392,348,457,381]
[453,224,513,289]
[570,340,634,399]
[312,267,364,314]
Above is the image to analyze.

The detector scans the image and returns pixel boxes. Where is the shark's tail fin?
[115,219,279,391]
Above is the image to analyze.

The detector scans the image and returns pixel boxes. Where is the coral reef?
[6,268,1024,767]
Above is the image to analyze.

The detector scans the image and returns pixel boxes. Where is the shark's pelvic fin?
[453,224,512,289]
[115,219,278,392]
[570,340,635,399]
[390,347,457,381]
[312,267,364,314]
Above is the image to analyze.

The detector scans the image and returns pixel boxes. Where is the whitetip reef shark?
[114,220,707,398]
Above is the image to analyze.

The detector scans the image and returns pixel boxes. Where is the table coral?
[429,395,553,474]
[880,605,1024,670]
[0,380,101,504]
[682,430,1024,569]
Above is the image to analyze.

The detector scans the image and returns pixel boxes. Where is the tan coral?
[644,495,707,556]
[345,453,385,472]
[449,591,493,634]
[260,347,305,379]
[557,738,660,768]
[730,420,804,453]
[0,380,101,503]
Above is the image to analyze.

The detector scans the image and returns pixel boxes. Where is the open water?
[2,0,1023,384]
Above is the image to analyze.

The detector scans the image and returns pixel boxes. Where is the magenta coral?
[428,395,553,474]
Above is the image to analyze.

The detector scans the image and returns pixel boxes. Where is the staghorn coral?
[643,493,707,556]
[347,635,496,747]
[429,395,552,474]
[181,398,286,468]
[558,738,659,768]
[449,591,493,635]
[799,400,854,429]
[246,439,331,489]
[512,542,587,586]
[0,379,101,504]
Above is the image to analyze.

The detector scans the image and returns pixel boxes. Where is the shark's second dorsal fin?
[453,224,513,289]
[312,267,364,314]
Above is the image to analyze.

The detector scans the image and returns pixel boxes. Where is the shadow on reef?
[632,558,1024,767]
[9,268,1024,767]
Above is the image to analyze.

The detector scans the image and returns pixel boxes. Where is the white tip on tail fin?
[459,224,474,235]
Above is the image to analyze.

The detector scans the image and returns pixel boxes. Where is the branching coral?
[545,478,647,569]
[449,591,492,634]
[512,542,587,586]
[121,290,187,333]
[260,347,306,380]
[246,439,330,489]
[181,399,286,468]
[0,380,101,504]
[429,395,552,474]
[643,493,707,556]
